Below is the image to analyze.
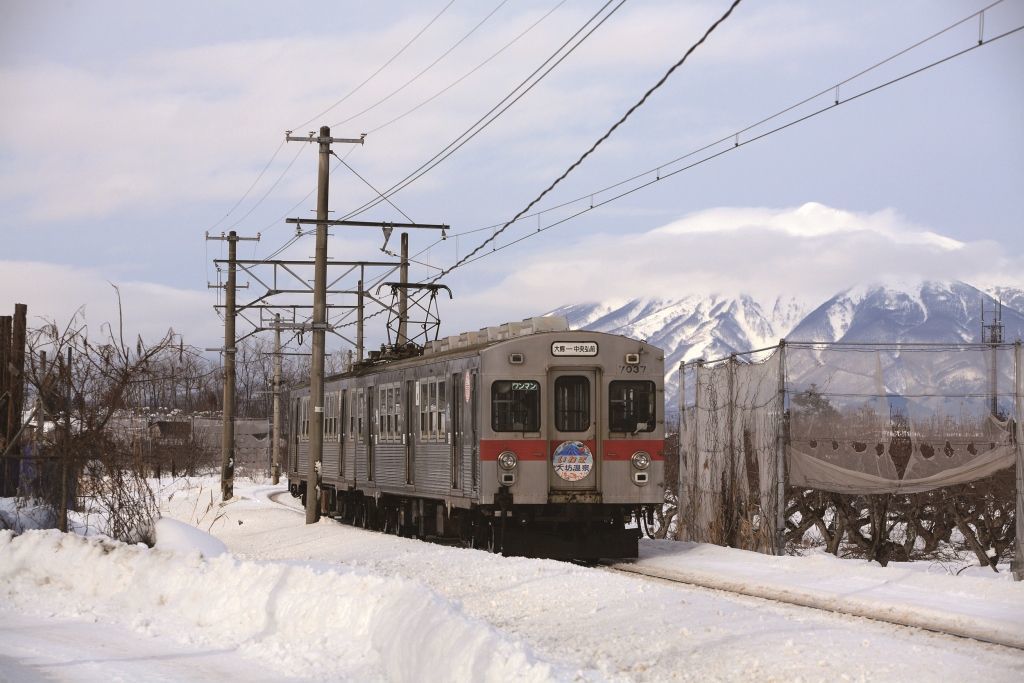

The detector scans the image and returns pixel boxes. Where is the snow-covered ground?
[1,477,1022,682]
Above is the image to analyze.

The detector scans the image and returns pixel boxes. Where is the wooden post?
[1014,341,1023,581]
[58,347,72,532]
[0,314,10,495]
[6,304,27,457]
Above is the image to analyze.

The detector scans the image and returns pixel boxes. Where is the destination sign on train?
[551,341,598,357]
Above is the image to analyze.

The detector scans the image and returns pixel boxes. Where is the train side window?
[491,380,540,432]
[609,380,656,433]
[349,390,356,440]
[323,393,333,439]
[437,380,447,438]
[357,389,365,442]
[300,396,310,440]
[379,387,387,440]
[419,381,429,441]
[555,376,590,432]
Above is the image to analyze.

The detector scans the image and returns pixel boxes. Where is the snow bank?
[154,517,227,558]
[0,497,55,533]
[0,530,560,682]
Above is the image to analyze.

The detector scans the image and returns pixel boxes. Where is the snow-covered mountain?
[549,280,1024,410]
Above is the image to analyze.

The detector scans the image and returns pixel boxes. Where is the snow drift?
[0,530,560,682]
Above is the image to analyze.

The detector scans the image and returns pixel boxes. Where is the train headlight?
[631,451,651,470]
[498,451,519,471]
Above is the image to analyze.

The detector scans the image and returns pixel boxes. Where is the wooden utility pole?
[207,230,259,501]
[398,232,409,345]
[286,126,364,524]
[271,313,282,485]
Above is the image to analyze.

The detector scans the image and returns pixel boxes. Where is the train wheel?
[487,521,503,555]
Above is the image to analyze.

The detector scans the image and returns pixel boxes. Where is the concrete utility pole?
[284,130,447,524]
[357,277,365,362]
[207,230,259,501]
[398,233,409,345]
[271,313,282,485]
[287,126,364,524]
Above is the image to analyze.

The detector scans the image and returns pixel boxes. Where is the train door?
[291,399,300,473]
[339,388,347,478]
[470,371,479,491]
[366,387,375,482]
[450,372,463,490]
[405,380,415,484]
[547,368,599,491]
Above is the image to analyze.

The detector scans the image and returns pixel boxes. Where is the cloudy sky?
[1,0,1022,351]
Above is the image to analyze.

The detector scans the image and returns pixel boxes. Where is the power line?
[206,139,285,232]
[206,2,454,254]
[336,156,414,223]
[366,0,568,135]
[330,0,511,129]
[338,0,627,221]
[293,0,457,131]
[424,13,1023,279]
[428,0,744,282]
[232,142,308,227]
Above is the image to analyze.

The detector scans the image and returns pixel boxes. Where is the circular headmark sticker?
[552,441,593,482]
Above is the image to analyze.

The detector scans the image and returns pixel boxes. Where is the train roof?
[312,316,662,385]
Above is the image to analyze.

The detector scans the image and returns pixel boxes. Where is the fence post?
[775,339,787,556]
[1014,341,1023,581]
[677,361,687,540]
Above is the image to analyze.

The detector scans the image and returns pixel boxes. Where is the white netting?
[679,342,1023,557]
[787,344,1017,494]
[679,350,783,554]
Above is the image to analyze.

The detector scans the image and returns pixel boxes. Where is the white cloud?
[444,202,1024,329]
[0,261,220,346]
[0,1,854,223]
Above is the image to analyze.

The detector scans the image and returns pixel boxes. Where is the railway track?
[599,560,1024,652]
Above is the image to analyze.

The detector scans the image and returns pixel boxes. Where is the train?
[286,316,666,559]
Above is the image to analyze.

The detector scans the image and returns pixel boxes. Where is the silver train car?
[286,316,665,559]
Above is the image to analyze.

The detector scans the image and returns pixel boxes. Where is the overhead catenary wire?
[293,0,457,131]
[421,17,1024,279]
[331,0,511,129]
[336,155,415,224]
[206,139,285,232]
[366,0,569,135]
[427,0,744,283]
[338,0,627,221]
[207,2,453,251]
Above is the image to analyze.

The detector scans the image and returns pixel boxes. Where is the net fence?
[679,341,1023,567]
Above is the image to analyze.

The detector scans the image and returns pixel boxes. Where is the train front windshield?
[609,380,656,433]
[491,380,541,432]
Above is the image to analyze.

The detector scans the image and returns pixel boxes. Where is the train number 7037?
[619,365,647,374]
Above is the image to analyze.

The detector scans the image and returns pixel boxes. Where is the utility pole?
[287,126,364,524]
[284,131,448,524]
[207,230,259,501]
[357,276,364,362]
[272,313,282,485]
[398,232,409,345]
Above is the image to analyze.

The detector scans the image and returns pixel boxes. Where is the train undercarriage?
[290,482,651,560]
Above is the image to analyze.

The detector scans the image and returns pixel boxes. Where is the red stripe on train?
[480,438,664,461]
